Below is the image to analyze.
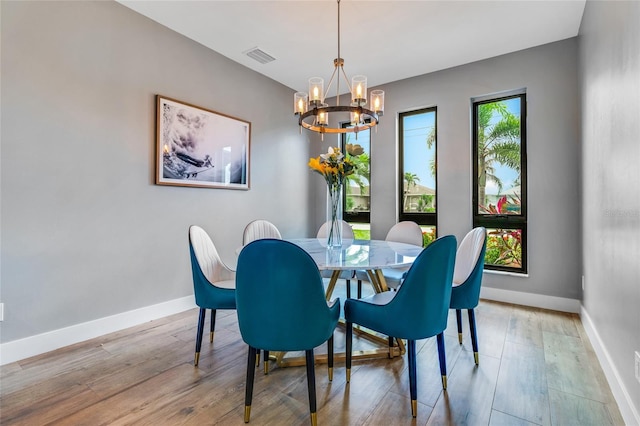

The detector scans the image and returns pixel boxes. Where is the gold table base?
[274,269,405,368]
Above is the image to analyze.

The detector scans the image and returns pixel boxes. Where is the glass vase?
[326,185,343,248]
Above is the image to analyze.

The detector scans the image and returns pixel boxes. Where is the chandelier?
[293,0,384,139]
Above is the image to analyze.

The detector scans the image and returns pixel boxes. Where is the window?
[341,125,371,240]
[472,93,527,273]
[399,107,437,245]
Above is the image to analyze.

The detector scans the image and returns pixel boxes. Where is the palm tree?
[403,172,420,210]
[477,101,521,208]
[425,127,436,179]
[344,152,370,211]
[347,152,370,192]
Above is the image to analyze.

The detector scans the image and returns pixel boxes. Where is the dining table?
[273,237,424,367]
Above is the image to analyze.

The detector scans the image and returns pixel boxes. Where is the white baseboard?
[1,288,580,366]
[0,296,196,366]
[480,286,581,313]
[580,307,640,426]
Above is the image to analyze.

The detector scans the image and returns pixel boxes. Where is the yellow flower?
[308,157,325,174]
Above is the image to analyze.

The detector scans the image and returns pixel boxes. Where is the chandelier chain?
[293,0,384,136]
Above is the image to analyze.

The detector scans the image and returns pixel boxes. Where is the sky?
[342,97,521,197]
[403,110,436,190]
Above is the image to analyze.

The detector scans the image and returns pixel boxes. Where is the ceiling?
[117,0,586,95]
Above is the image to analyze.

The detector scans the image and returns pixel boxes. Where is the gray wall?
[0,0,313,342]
[314,39,582,299]
[0,0,591,345]
[579,0,640,417]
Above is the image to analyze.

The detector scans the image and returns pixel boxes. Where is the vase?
[326,185,343,248]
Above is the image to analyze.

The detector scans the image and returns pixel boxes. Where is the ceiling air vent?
[244,47,276,64]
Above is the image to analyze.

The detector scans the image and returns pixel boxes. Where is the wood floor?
[0,284,625,425]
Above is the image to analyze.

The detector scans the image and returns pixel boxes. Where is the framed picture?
[156,95,251,190]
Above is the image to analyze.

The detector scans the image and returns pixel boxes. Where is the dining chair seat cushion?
[353,290,395,306]
[354,267,407,289]
[212,279,235,290]
[321,269,354,280]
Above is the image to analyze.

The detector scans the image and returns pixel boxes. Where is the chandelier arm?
[339,65,353,100]
[323,65,340,103]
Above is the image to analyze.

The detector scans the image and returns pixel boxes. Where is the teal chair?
[450,227,487,365]
[344,235,457,418]
[188,225,236,366]
[236,239,340,425]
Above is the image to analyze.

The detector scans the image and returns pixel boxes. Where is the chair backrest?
[377,235,457,340]
[385,221,424,246]
[316,220,355,239]
[242,219,282,245]
[236,239,339,351]
[189,225,229,285]
[453,227,487,286]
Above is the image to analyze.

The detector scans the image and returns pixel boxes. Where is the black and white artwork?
[156,96,250,189]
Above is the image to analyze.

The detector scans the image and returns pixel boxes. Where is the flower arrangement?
[308,145,362,192]
[309,145,363,246]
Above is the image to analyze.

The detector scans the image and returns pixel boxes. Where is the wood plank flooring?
[0,284,625,425]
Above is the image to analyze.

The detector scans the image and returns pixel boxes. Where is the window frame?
[341,123,370,224]
[472,92,528,273]
[398,107,438,228]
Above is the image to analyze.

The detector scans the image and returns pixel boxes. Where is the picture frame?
[156,95,251,190]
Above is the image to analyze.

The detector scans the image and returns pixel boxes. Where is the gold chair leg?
[411,399,417,418]
[264,359,269,375]
[194,352,200,366]
[328,367,333,381]
[458,332,463,344]
[441,375,447,390]
[474,352,479,365]
[244,405,251,423]
[210,331,214,343]
[310,412,317,426]
[255,353,260,367]
[346,368,351,383]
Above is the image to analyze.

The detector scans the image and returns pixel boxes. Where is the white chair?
[355,221,423,296]
[243,220,282,245]
[317,220,356,297]
[316,220,354,241]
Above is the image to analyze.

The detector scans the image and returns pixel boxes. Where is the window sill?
[483,269,529,278]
